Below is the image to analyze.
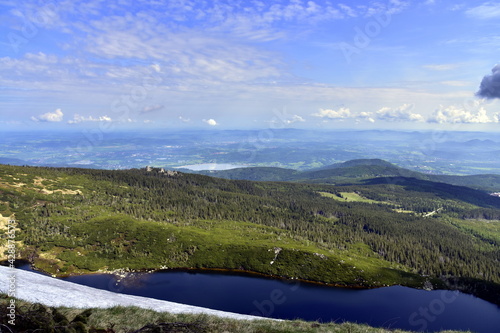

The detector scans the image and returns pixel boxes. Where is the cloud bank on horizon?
[0,0,499,129]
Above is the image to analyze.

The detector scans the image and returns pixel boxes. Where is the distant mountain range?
[193,159,500,192]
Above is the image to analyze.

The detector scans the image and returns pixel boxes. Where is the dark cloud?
[476,64,500,99]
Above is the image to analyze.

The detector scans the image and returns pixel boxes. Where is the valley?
[2,129,500,177]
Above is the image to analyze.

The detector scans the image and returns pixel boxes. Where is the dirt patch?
[34,177,82,195]
[39,188,82,195]
[0,213,11,229]
[0,213,19,260]
[0,176,81,195]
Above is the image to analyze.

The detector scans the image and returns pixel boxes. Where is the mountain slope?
[1,163,499,306]
[360,176,500,210]
[194,159,500,192]
[199,167,299,181]
[314,158,400,170]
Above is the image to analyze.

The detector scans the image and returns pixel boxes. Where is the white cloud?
[359,112,375,123]
[203,118,218,126]
[151,64,161,73]
[466,3,500,19]
[338,4,357,17]
[179,116,191,123]
[68,114,112,124]
[387,0,411,15]
[494,112,500,123]
[312,104,424,123]
[0,7,286,90]
[376,104,424,122]
[0,1,429,131]
[428,103,497,124]
[312,107,351,119]
[0,0,487,130]
[31,109,64,122]
[85,29,283,83]
[285,115,305,124]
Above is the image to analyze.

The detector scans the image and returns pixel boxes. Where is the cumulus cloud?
[203,118,218,126]
[286,115,305,124]
[312,104,423,123]
[428,103,496,124]
[476,65,500,99]
[31,109,64,122]
[68,114,112,124]
[376,104,424,122]
[267,113,305,126]
[312,107,351,119]
[359,112,375,123]
[179,116,191,123]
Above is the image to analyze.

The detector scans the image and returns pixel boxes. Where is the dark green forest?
[0,162,499,305]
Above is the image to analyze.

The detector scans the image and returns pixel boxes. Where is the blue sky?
[1,0,500,130]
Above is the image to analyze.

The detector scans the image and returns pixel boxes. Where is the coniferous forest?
[0,163,499,306]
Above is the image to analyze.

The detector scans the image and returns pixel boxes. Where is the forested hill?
[0,163,499,306]
[196,159,500,192]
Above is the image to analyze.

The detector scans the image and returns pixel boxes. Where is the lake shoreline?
[10,259,387,290]
[4,263,500,333]
[7,259,500,308]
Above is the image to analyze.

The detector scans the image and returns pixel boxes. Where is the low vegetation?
[0,163,499,306]
[0,296,470,333]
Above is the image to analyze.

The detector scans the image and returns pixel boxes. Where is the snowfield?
[0,265,267,321]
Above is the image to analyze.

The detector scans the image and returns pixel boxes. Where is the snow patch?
[0,266,269,321]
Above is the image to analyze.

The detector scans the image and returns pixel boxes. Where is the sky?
[1,0,500,131]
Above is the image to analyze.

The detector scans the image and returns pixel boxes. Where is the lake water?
[17,265,500,333]
[175,163,248,171]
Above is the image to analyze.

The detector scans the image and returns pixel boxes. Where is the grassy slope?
[0,165,420,288]
[0,297,470,333]
[444,217,500,246]
[36,215,419,288]
[1,164,500,304]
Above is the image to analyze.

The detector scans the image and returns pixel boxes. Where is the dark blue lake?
[18,265,500,333]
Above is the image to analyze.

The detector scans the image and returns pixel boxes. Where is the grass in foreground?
[0,297,470,333]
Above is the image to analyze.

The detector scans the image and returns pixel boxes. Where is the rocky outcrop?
[145,166,179,177]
